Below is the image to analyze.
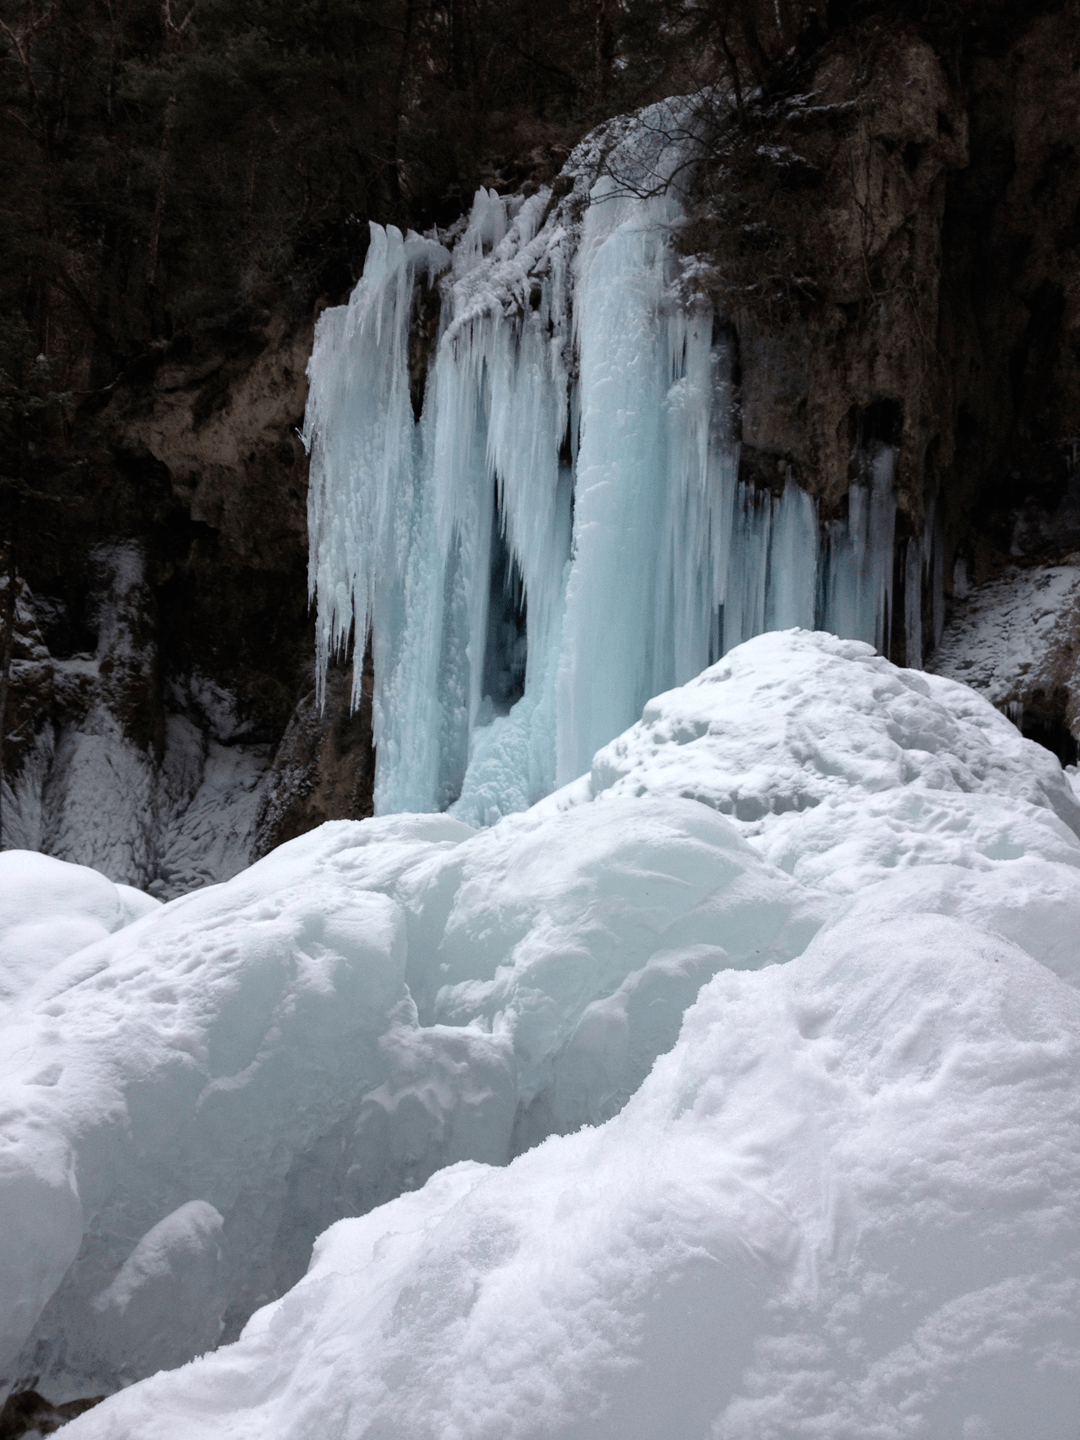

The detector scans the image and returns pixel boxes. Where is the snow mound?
[0,850,159,1011]
[0,799,816,1398]
[4,628,1080,1424]
[63,913,1080,1440]
[400,793,823,1144]
[581,628,1080,891]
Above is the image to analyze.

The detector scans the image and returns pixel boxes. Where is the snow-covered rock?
[932,563,1080,721]
[931,562,1080,766]
[2,628,1080,1431]
[2,559,275,899]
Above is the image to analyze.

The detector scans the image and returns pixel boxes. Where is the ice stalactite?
[821,443,897,655]
[304,106,941,825]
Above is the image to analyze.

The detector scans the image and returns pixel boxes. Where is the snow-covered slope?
[2,630,1079,1434]
[66,913,1080,1440]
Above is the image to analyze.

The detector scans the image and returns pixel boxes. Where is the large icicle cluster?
[305,105,937,825]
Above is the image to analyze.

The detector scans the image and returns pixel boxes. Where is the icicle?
[765,478,818,632]
[904,537,923,669]
[555,182,685,783]
[822,443,897,653]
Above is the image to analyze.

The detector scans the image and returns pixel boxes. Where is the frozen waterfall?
[304,109,940,825]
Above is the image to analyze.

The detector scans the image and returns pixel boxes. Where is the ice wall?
[305,106,941,825]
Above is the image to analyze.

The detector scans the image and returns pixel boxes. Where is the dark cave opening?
[481,494,527,717]
[1020,710,1078,769]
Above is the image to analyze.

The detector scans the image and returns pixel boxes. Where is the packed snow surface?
[1,631,1079,1437]
[0,850,158,1011]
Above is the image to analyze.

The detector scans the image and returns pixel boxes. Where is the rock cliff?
[3,0,1080,883]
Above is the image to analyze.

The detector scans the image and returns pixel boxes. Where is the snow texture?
[0,629,1078,1438]
[64,911,1080,1440]
[932,562,1080,708]
[304,103,939,827]
[578,627,1080,890]
[0,850,159,1013]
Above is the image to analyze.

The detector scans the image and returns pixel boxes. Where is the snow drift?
[0,850,159,1012]
[64,911,1080,1440]
[0,629,1078,1436]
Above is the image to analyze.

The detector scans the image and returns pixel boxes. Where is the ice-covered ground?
[1,630,1079,1436]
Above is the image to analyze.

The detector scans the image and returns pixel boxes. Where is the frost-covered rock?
[932,562,1080,735]
[4,628,1080,1423]
[62,913,1080,1440]
[2,558,276,899]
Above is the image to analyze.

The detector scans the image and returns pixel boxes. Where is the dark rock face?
[0,1389,103,1439]
[0,317,373,892]
[681,2,1080,714]
[688,4,1080,560]
[254,654,376,859]
[691,28,969,529]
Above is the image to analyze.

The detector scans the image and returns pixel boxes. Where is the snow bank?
[0,816,466,1397]
[0,850,159,1011]
[581,629,1080,891]
[64,912,1080,1440]
[0,776,817,1397]
[3,629,1080,1426]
